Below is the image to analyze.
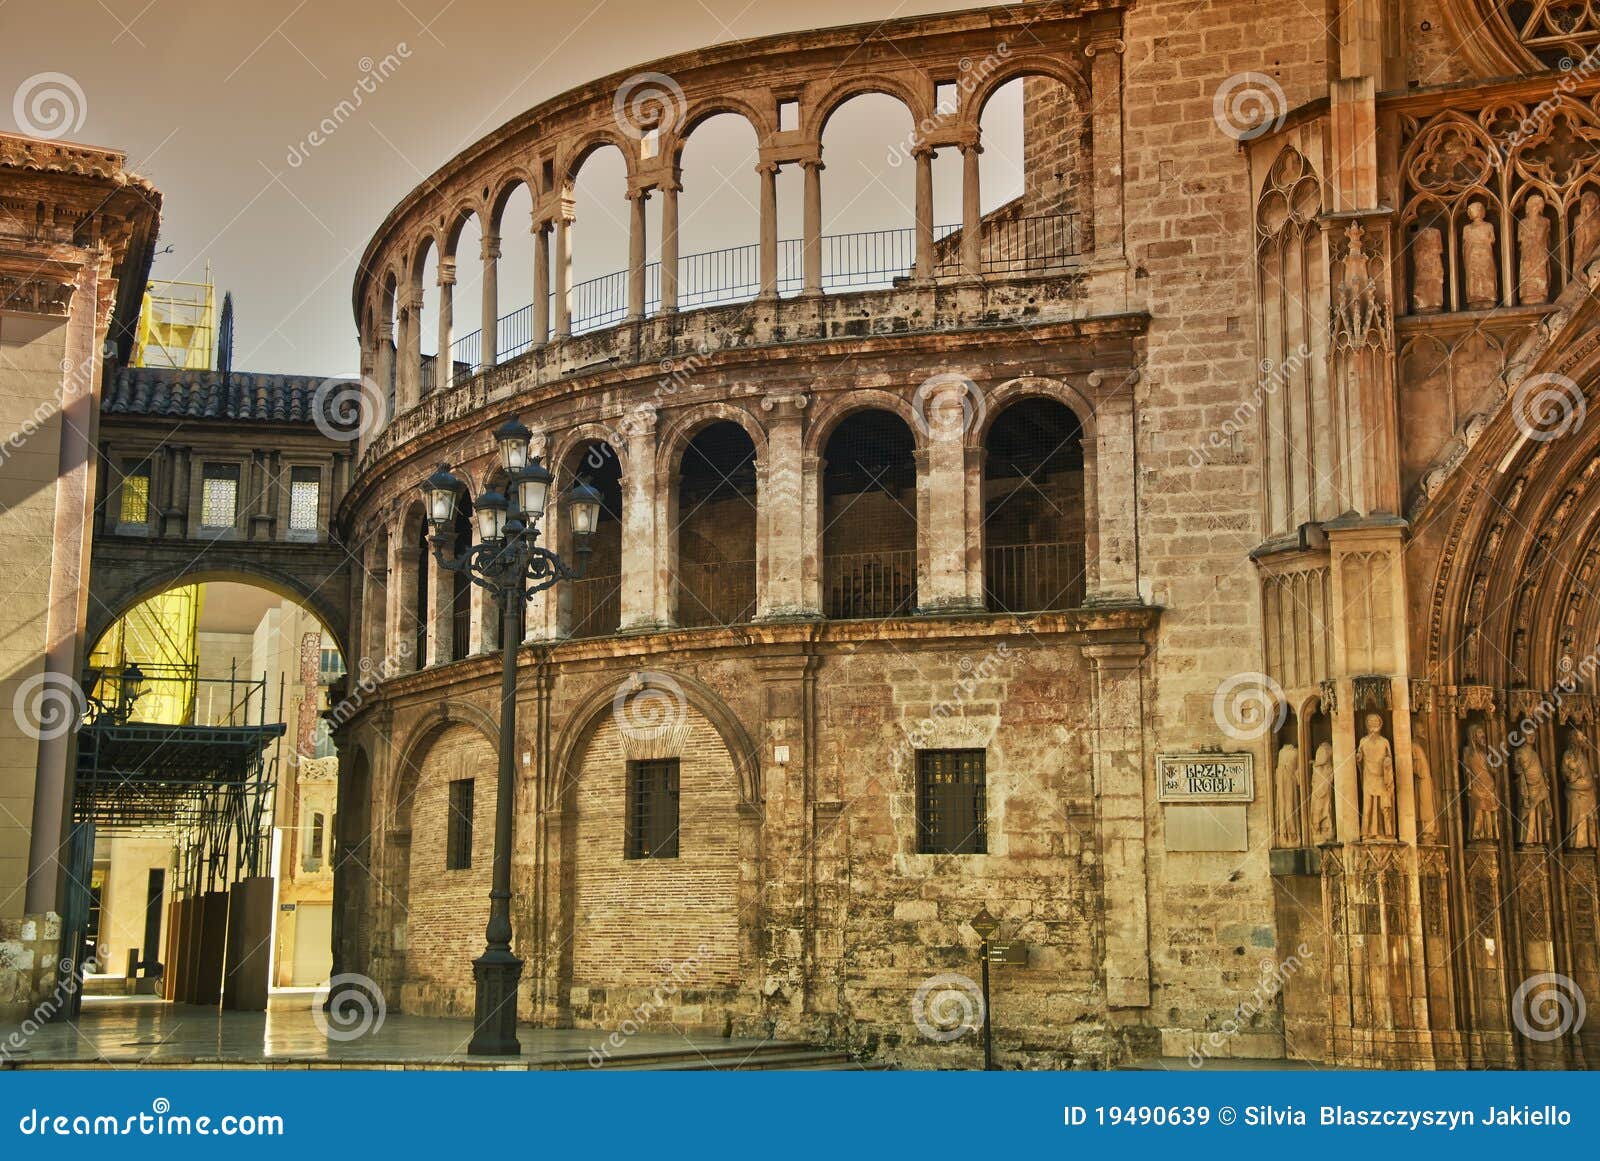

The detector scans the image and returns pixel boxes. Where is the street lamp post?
[421,417,603,1056]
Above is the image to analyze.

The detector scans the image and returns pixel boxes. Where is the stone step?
[593,1043,871,1071]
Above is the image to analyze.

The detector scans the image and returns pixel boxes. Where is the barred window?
[446,779,474,870]
[917,749,987,854]
[288,467,320,533]
[118,463,150,526]
[200,463,239,529]
[626,758,679,859]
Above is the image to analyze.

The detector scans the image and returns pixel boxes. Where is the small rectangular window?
[626,758,679,859]
[118,462,150,526]
[446,779,474,870]
[917,749,987,854]
[778,98,799,132]
[934,81,958,116]
[200,463,240,529]
[288,467,320,533]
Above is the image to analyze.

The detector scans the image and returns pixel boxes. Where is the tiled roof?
[103,367,351,426]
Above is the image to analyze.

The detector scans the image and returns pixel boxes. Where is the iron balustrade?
[824,547,918,620]
[675,559,757,628]
[983,541,1086,613]
[567,572,621,638]
[437,215,1078,374]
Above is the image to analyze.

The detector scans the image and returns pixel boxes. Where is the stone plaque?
[1157,752,1254,802]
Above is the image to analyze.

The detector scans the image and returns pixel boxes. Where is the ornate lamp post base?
[467,947,525,1056]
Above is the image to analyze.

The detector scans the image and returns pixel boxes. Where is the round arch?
[88,564,352,667]
[807,76,927,140]
[978,375,1098,447]
[803,388,924,459]
[964,56,1092,128]
[548,669,761,808]
[669,98,770,158]
[655,402,768,487]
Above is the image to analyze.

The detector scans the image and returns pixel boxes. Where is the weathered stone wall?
[1118,0,1328,1062]
[0,914,63,1025]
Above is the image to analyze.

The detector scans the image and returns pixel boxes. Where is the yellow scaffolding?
[88,586,204,724]
[132,263,215,371]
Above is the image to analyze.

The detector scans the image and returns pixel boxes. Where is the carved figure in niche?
[1573,190,1600,271]
[1411,224,1445,312]
[1357,713,1396,840]
[1310,741,1335,844]
[1274,742,1303,847]
[1561,734,1598,849]
[1412,731,1441,842]
[1462,723,1501,841]
[1462,201,1498,309]
[1513,741,1553,846]
[1518,195,1552,305]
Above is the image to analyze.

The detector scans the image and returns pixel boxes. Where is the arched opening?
[491,182,535,362]
[567,145,631,334]
[560,440,623,638]
[412,508,430,664]
[819,93,918,290]
[971,73,1090,272]
[415,236,439,395]
[821,410,918,618]
[982,397,1086,612]
[380,272,399,420]
[438,208,484,384]
[77,579,348,1006]
[673,421,757,627]
[449,492,473,660]
[676,113,762,309]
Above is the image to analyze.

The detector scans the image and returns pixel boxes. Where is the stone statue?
[1462,722,1500,841]
[1463,201,1498,309]
[1562,736,1598,850]
[1572,189,1600,271]
[1411,224,1445,312]
[1513,741,1552,846]
[1310,741,1335,844]
[1274,741,1303,847]
[1412,733,1441,842]
[1518,194,1551,305]
[1356,713,1396,840]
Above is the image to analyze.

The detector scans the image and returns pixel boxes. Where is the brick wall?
[400,721,497,1015]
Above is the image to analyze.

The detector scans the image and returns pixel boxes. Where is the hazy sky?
[3,0,1027,376]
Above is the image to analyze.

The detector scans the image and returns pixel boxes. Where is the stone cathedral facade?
[330,1,1600,1068]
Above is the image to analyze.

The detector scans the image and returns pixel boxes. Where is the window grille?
[200,464,240,529]
[917,749,987,854]
[626,758,680,859]
[288,467,320,532]
[447,779,475,869]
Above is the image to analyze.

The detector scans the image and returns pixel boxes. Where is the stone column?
[361,545,387,669]
[799,453,824,615]
[757,392,813,618]
[915,426,983,613]
[913,147,935,281]
[554,210,573,339]
[532,222,551,347]
[960,143,983,279]
[374,319,395,422]
[480,230,501,368]
[626,189,648,321]
[659,179,680,313]
[436,256,456,391]
[384,519,413,672]
[426,552,452,666]
[758,162,779,299]
[1085,37,1126,259]
[619,411,662,630]
[1084,639,1151,1008]
[396,288,420,412]
[801,160,823,296]
[1086,370,1139,602]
